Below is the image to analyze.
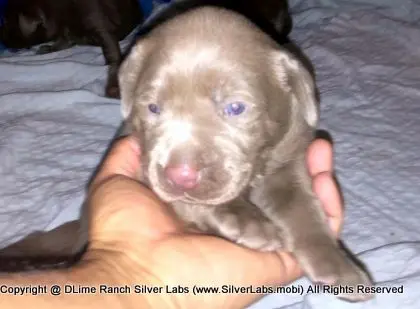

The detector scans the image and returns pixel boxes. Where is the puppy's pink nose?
[165,164,199,189]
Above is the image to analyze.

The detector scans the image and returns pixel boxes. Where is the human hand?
[82,136,342,309]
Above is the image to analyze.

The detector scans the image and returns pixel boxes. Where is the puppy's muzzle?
[149,131,249,204]
[159,146,214,191]
[165,163,201,190]
[154,143,225,198]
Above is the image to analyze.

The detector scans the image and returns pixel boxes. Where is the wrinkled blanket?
[0,1,419,308]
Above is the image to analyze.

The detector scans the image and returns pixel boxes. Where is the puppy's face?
[131,49,270,205]
[119,7,317,206]
[0,3,51,48]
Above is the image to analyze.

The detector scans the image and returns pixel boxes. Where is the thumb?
[89,176,180,244]
[87,137,181,247]
[89,136,141,192]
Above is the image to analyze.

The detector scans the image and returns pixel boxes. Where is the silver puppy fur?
[0,6,374,302]
[118,7,373,302]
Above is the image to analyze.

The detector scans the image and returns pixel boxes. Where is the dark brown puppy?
[0,0,143,98]
[0,0,291,98]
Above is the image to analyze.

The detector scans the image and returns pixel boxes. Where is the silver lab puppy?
[0,6,374,303]
[119,6,373,302]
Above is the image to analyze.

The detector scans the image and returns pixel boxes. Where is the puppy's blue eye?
[148,104,161,114]
[224,102,246,116]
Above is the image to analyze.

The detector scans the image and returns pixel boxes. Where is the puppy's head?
[0,0,53,48]
[119,7,318,205]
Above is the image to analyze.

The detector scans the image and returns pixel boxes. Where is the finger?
[307,139,334,177]
[90,136,141,191]
[312,172,343,234]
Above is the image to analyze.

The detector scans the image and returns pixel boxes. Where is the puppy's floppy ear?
[118,39,151,119]
[18,9,47,37]
[270,49,319,128]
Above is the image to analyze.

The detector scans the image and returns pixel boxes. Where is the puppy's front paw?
[205,200,284,252]
[214,213,283,251]
[299,245,374,302]
[236,221,284,252]
[334,263,373,302]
